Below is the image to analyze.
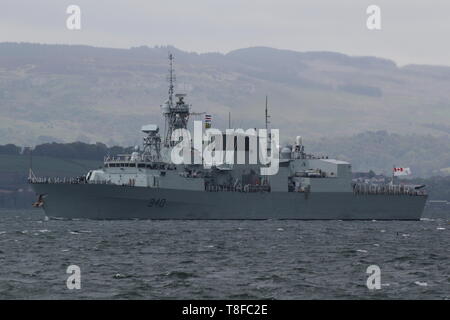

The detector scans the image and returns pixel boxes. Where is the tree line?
[0,142,133,161]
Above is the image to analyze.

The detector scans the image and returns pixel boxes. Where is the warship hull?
[31,183,427,220]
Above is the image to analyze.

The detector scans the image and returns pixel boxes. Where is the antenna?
[168,52,175,106]
[28,146,36,181]
[265,95,270,131]
[264,95,271,185]
[229,111,231,129]
[29,146,33,172]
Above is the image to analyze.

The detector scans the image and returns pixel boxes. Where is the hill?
[307,131,450,177]
[0,43,450,146]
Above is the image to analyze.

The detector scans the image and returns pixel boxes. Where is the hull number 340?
[147,198,166,208]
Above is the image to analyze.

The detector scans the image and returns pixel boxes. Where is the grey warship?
[30,54,427,220]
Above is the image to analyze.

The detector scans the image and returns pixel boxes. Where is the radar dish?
[141,124,159,133]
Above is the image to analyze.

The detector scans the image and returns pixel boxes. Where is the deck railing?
[28,178,427,196]
[29,177,107,185]
[352,183,426,196]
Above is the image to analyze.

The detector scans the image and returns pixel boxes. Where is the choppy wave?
[0,209,448,299]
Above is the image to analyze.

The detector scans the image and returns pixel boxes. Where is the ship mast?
[265,95,271,153]
[162,53,191,147]
[264,95,271,184]
[168,53,175,108]
[265,95,270,132]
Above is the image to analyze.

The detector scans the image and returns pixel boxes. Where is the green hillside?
[0,43,449,146]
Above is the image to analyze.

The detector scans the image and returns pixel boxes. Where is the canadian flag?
[393,167,412,176]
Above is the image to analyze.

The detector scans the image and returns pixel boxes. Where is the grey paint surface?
[32,183,427,220]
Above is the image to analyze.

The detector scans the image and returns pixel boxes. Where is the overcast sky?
[1,0,449,66]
